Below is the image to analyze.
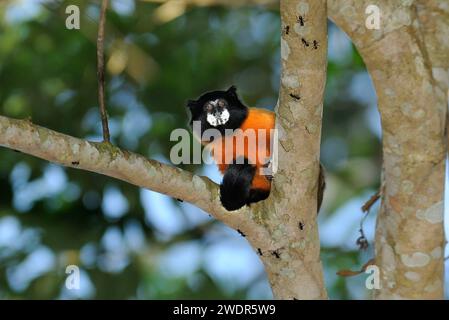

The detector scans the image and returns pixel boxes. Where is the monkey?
[186,86,325,212]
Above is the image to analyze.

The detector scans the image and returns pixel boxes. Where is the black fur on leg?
[220,158,256,211]
[247,188,270,205]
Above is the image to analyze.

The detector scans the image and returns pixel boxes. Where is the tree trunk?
[330,0,448,299]
[253,0,328,299]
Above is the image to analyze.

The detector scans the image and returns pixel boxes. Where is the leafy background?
[0,0,447,299]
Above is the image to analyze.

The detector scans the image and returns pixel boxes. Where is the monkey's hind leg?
[220,159,256,211]
[247,188,270,205]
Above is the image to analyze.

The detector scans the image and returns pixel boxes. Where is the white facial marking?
[206,108,230,127]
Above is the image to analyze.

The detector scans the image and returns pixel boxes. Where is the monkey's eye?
[217,99,227,108]
[204,103,213,112]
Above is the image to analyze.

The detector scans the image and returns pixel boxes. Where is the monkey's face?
[203,98,230,127]
[186,86,248,142]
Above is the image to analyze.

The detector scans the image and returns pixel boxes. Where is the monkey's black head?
[186,86,249,140]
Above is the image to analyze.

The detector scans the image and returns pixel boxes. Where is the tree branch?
[0,115,271,241]
[97,0,111,142]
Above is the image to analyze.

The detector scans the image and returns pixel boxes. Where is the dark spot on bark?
[301,38,310,48]
[176,198,184,202]
[257,248,263,256]
[237,229,246,237]
[122,149,131,160]
[283,25,290,35]
[299,221,304,230]
[313,40,319,49]
[271,250,281,259]
[290,93,301,100]
[71,161,79,165]
[292,297,299,300]
[297,15,305,26]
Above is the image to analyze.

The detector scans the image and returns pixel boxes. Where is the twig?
[356,210,370,250]
[356,190,381,250]
[97,0,110,142]
[361,190,380,213]
[337,258,376,277]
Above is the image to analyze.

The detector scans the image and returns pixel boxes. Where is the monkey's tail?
[220,161,255,211]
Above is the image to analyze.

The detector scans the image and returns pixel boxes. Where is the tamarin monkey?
[186,86,325,212]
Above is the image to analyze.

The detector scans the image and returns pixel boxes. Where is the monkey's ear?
[186,99,197,108]
[227,85,237,96]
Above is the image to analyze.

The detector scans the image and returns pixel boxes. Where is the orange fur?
[209,108,275,192]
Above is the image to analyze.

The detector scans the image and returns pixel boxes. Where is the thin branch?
[361,191,380,213]
[337,258,376,277]
[356,190,381,250]
[97,0,110,142]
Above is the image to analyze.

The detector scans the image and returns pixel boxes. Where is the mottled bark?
[329,0,448,299]
[416,0,449,82]
[252,0,328,300]
[415,0,449,147]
